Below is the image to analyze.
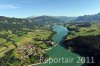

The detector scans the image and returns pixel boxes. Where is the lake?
[37,25,83,66]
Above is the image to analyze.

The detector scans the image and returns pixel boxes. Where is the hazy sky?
[0,0,100,17]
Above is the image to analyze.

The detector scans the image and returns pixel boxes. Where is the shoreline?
[29,25,68,66]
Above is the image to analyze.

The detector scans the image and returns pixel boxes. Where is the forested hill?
[73,13,100,22]
[0,16,28,30]
[0,16,63,31]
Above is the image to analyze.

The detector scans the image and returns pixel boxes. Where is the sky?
[0,0,100,18]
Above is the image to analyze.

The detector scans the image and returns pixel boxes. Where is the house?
[44,41,55,46]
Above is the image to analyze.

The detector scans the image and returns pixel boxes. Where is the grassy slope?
[67,23,100,39]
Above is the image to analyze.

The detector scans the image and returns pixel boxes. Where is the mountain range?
[1,12,100,28]
[73,13,100,22]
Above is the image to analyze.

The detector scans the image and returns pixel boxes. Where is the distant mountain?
[73,13,100,22]
[28,16,76,23]
[54,16,76,22]
[27,15,63,24]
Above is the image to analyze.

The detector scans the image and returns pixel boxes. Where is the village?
[11,30,56,65]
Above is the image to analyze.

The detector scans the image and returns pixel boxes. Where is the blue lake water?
[37,25,83,66]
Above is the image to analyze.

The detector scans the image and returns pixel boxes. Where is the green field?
[67,23,100,39]
[0,28,53,66]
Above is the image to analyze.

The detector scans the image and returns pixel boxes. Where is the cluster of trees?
[0,50,21,66]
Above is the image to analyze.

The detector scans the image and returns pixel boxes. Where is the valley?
[0,12,100,66]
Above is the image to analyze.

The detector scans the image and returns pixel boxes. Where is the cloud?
[0,4,18,9]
